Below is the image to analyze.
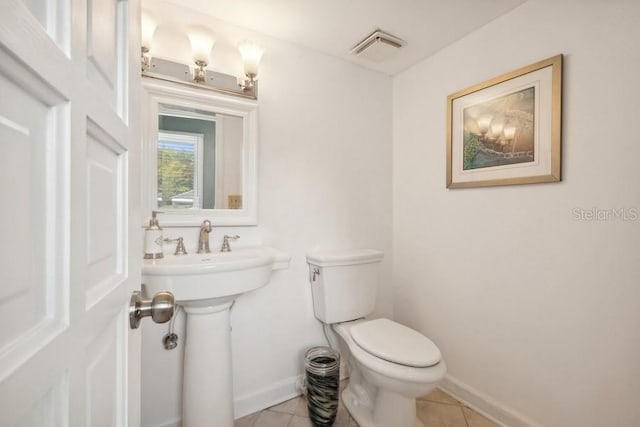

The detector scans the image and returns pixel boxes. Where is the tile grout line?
[421,397,473,427]
[285,411,295,427]
[461,404,472,427]
[421,398,467,407]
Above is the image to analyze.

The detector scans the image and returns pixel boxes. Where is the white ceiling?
[159,0,527,75]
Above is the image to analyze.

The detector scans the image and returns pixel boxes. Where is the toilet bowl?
[306,249,447,427]
[333,319,446,427]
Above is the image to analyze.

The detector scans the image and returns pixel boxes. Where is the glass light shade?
[141,10,158,49]
[503,126,517,140]
[238,40,264,77]
[188,26,216,64]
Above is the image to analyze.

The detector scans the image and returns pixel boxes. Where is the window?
[157,130,204,209]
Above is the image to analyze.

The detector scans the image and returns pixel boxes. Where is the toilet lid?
[350,318,441,368]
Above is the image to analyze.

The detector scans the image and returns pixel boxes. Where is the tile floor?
[235,382,500,427]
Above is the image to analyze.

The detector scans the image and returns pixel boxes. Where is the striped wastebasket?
[305,346,340,427]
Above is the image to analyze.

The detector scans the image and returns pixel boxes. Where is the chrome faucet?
[197,220,212,253]
[220,235,240,252]
[164,237,187,256]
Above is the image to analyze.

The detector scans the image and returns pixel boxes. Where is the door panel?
[0,45,68,388]
[87,0,117,83]
[86,0,128,119]
[85,119,127,309]
[22,0,70,55]
[0,69,58,348]
[15,373,69,427]
[84,311,127,427]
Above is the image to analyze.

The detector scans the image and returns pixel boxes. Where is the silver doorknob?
[129,290,175,329]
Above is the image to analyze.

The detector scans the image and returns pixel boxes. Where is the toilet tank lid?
[351,318,441,368]
[306,249,384,267]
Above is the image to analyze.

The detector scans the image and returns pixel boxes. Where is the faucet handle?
[164,237,187,255]
[220,235,240,252]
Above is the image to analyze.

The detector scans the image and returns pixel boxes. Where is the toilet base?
[341,384,425,427]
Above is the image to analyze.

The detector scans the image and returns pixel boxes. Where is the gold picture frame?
[446,55,562,188]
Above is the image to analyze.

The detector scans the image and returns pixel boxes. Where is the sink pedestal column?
[182,301,235,427]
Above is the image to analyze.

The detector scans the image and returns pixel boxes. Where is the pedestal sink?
[142,246,290,427]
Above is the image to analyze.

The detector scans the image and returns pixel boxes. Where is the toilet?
[306,249,446,427]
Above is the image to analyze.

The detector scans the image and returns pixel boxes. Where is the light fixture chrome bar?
[142,71,258,100]
[142,57,257,100]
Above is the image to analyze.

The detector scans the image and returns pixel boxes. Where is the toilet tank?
[306,249,384,324]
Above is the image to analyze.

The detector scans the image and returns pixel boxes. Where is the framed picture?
[446,55,562,188]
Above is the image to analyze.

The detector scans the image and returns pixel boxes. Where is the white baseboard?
[155,373,541,426]
[439,374,543,427]
[148,374,318,424]
[233,375,302,419]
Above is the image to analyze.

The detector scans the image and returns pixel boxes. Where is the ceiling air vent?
[351,30,406,62]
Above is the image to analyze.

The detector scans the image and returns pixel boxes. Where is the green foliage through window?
[157,142,195,207]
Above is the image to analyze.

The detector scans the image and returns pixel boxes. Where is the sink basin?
[142,246,288,306]
[141,245,290,427]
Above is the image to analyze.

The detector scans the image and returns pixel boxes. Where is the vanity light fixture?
[140,10,158,72]
[141,25,260,99]
[187,26,216,83]
[238,40,264,90]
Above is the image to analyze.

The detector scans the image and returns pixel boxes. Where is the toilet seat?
[333,320,445,385]
[351,318,441,368]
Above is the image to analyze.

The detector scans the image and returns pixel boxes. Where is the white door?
[0,1,143,426]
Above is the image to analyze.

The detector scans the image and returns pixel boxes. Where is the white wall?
[392,1,640,426]
[141,2,392,425]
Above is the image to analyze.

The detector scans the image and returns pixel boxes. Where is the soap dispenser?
[144,211,164,259]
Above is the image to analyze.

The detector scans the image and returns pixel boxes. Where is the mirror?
[157,105,243,210]
[142,77,258,226]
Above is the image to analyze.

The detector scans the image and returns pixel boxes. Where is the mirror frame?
[142,76,258,226]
